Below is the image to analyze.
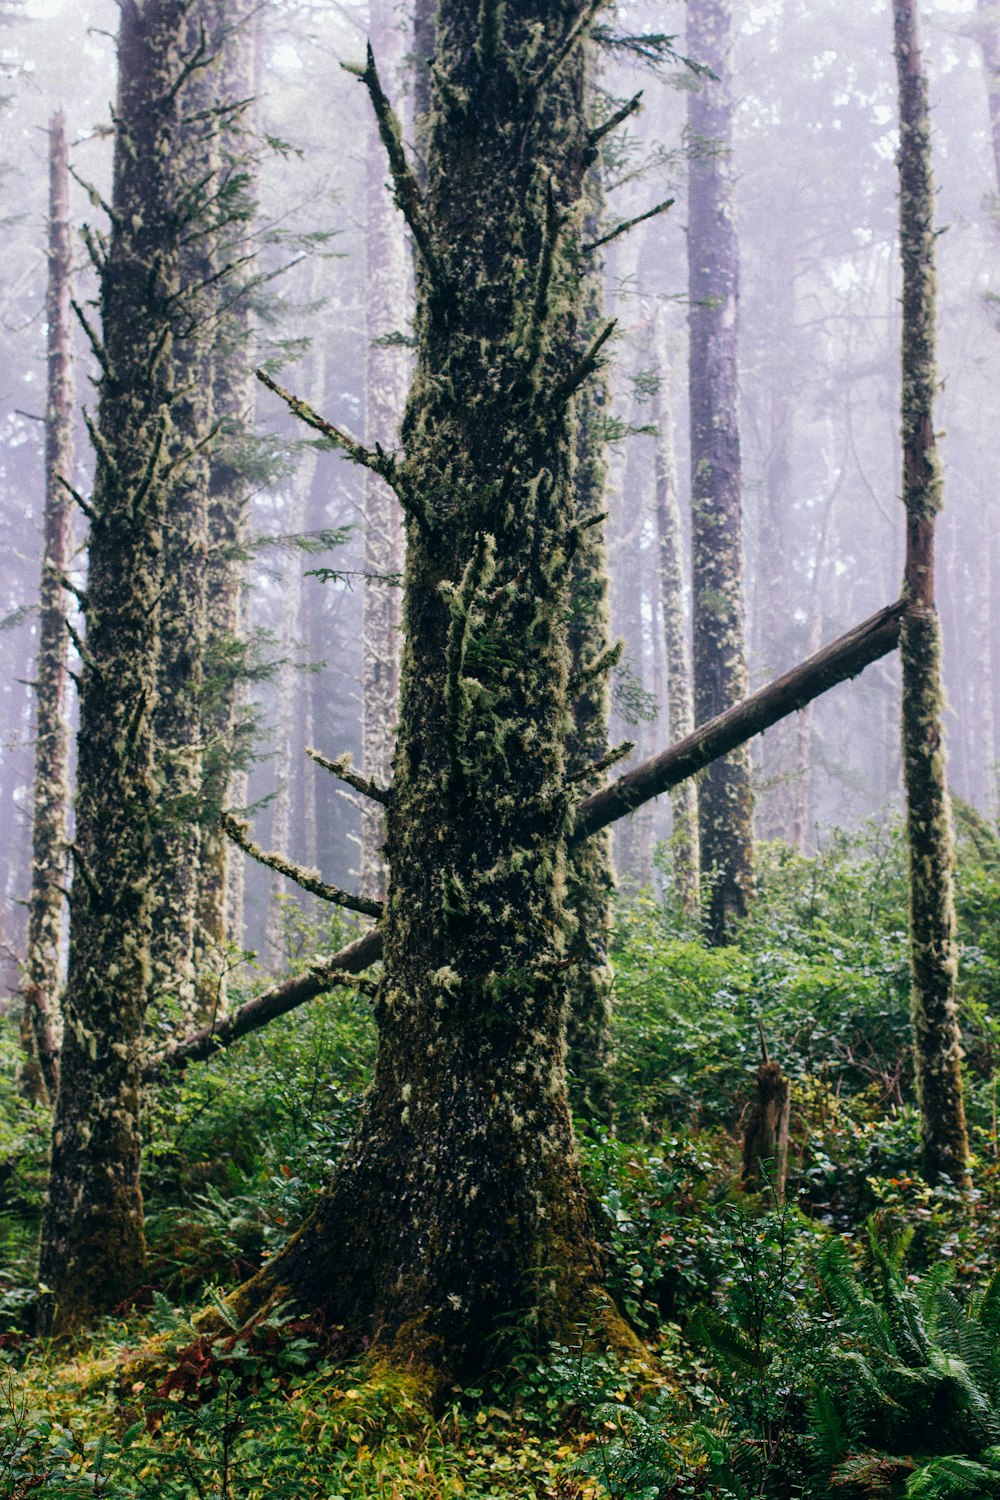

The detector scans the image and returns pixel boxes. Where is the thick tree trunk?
[687,0,754,944]
[360,0,408,901]
[229,1,635,1380]
[21,113,74,1107]
[38,0,192,1329]
[653,312,700,921]
[565,171,615,1126]
[200,0,258,973]
[894,0,969,1185]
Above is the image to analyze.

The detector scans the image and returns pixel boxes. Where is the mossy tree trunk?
[360,0,409,902]
[653,310,700,922]
[894,0,969,1186]
[231,0,636,1380]
[38,0,194,1329]
[686,0,754,945]
[21,112,74,1108]
[565,171,616,1126]
[199,0,258,970]
[149,1,217,1023]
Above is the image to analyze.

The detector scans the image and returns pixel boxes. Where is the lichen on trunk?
[686,0,754,945]
[894,0,969,1185]
[38,0,195,1329]
[229,0,639,1379]
[22,112,74,1108]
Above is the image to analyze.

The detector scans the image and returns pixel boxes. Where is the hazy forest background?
[0,0,999,1497]
[1,0,997,977]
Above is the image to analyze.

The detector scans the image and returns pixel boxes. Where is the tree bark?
[687,0,754,944]
[199,0,258,973]
[38,0,193,1330]
[653,310,700,921]
[359,0,408,902]
[894,0,969,1186]
[226,1,639,1382]
[21,112,74,1108]
[149,2,216,1023]
[565,168,615,1126]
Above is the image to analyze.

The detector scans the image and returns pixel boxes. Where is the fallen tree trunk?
[152,927,381,1074]
[574,599,905,844]
[154,599,904,1074]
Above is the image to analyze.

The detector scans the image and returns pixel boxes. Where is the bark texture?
[894,0,969,1185]
[360,0,408,901]
[230,1,630,1380]
[565,172,615,1125]
[200,0,258,967]
[687,0,754,944]
[22,112,74,1107]
[149,2,216,1021]
[38,0,193,1328]
[653,313,699,921]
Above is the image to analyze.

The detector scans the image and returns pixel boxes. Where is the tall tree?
[359,0,409,900]
[653,310,699,920]
[894,0,969,1185]
[21,112,74,1107]
[228,0,639,1382]
[38,0,196,1329]
[687,0,754,943]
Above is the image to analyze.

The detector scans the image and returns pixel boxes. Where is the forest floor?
[2,815,1000,1498]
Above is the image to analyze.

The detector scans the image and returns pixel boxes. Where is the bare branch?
[221,811,383,918]
[307,746,389,805]
[582,197,674,255]
[588,91,643,147]
[256,366,397,484]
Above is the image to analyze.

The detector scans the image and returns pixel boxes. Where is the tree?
[21,112,74,1108]
[224,0,640,1382]
[686,0,754,944]
[38,0,197,1329]
[652,309,699,920]
[894,0,969,1185]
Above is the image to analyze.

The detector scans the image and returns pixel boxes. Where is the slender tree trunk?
[687,0,754,943]
[565,170,615,1126]
[228,2,638,1381]
[653,312,700,920]
[149,3,216,1022]
[894,0,969,1185]
[790,609,822,853]
[21,113,74,1108]
[38,0,193,1329]
[264,349,325,970]
[201,0,258,971]
[360,0,408,901]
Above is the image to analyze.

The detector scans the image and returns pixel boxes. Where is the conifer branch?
[221,811,383,918]
[588,91,643,147]
[566,739,635,785]
[529,0,611,97]
[256,367,398,485]
[569,638,623,695]
[553,319,617,406]
[57,475,96,523]
[348,44,442,287]
[72,302,110,377]
[307,747,389,805]
[581,198,674,255]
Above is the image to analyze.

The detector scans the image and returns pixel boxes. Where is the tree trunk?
[38,0,193,1329]
[360,0,408,902]
[687,0,754,944]
[21,112,74,1108]
[228,1,637,1382]
[200,0,258,975]
[149,3,216,1023]
[742,1057,790,1202]
[894,0,969,1186]
[565,169,615,1126]
[264,347,325,971]
[653,311,700,921]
